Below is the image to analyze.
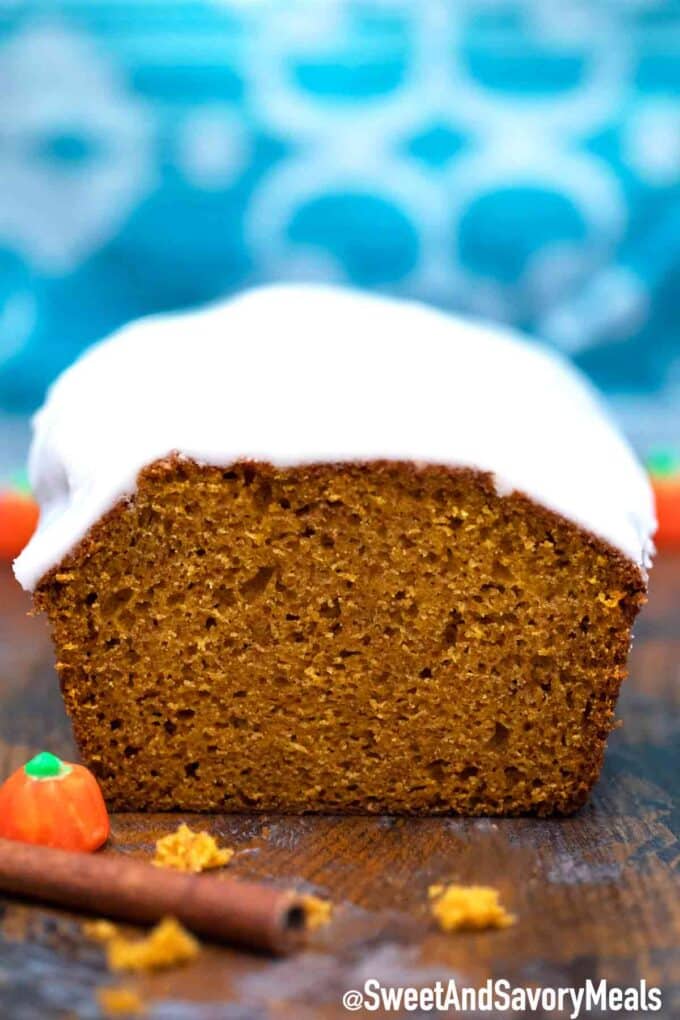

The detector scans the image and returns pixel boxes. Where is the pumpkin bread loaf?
[14,286,655,814]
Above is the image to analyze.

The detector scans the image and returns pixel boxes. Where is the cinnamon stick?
[0,837,307,955]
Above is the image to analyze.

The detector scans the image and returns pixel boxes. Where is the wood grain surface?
[0,557,678,1019]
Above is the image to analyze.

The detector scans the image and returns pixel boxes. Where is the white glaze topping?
[14,284,655,591]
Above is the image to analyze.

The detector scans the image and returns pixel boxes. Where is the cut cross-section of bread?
[36,457,645,814]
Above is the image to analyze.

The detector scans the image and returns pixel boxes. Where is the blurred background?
[0,0,678,487]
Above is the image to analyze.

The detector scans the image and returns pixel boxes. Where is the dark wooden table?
[0,556,678,1019]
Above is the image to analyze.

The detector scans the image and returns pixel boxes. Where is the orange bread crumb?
[96,985,145,1016]
[300,894,332,931]
[1,906,30,943]
[83,919,118,942]
[107,917,199,973]
[428,883,515,932]
[153,822,233,872]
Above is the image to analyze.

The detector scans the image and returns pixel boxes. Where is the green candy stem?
[646,447,680,479]
[24,751,69,779]
[9,468,32,497]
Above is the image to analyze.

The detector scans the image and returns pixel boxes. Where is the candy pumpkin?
[0,752,110,851]
[0,489,39,559]
[647,449,680,548]
[653,478,680,546]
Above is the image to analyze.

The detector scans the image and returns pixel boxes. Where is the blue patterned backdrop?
[0,1,678,455]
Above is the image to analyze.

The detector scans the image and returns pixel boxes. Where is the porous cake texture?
[35,458,645,814]
[15,286,655,815]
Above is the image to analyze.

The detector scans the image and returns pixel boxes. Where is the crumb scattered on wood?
[85,915,199,973]
[153,822,234,872]
[428,883,515,932]
[300,894,332,931]
[1,905,30,943]
[108,917,199,973]
[83,919,118,942]
[96,985,145,1016]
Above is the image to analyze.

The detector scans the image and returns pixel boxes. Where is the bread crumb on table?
[83,919,119,943]
[428,883,515,932]
[108,917,199,973]
[300,894,332,931]
[153,822,234,872]
[85,915,199,973]
[96,985,145,1016]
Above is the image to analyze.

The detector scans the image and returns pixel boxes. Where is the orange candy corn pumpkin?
[0,752,109,852]
[647,449,680,548]
[652,476,680,547]
[0,490,39,559]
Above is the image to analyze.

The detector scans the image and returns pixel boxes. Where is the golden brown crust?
[35,457,646,816]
